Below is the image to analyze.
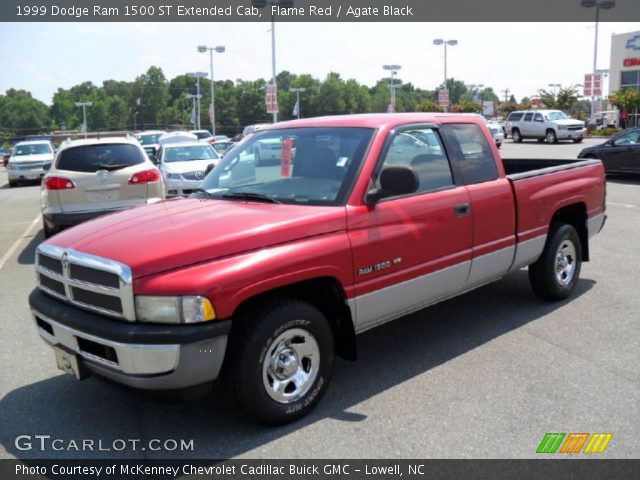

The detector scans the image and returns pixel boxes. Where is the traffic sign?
[438,89,449,107]
[265,84,278,114]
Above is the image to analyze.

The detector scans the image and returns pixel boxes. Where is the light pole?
[134,111,139,132]
[186,94,201,130]
[188,72,208,130]
[290,87,306,119]
[198,45,225,136]
[383,65,402,113]
[74,102,93,138]
[581,0,616,124]
[252,0,294,123]
[433,39,457,112]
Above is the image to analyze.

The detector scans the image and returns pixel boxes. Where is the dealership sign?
[623,58,640,67]
[583,73,602,96]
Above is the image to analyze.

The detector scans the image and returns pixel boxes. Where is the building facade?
[609,30,640,127]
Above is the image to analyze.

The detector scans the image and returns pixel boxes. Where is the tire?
[43,221,60,239]
[529,223,582,301]
[229,298,335,424]
[573,138,583,143]
[546,129,558,144]
[9,181,17,188]
[537,138,545,143]
[511,129,522,143]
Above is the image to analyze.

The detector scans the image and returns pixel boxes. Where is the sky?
[1,21,639,105]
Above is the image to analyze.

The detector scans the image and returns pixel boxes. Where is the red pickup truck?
[29,113,606,424]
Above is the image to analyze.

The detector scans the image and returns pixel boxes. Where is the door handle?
[454,203,471,216]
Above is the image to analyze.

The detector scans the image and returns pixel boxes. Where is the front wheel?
[546,129,558,144]
[529,224,582,301]
[512,129,522,143]
[230,298,335,424]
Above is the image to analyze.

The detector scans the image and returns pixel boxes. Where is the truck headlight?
[135,296,216,324]
[165,173,182,180]
[7,162,17,170]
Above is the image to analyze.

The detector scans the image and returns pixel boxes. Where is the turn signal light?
[129,168,160,184]
[44,176,75,190]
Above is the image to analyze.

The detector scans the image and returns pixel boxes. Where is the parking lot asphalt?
[0,138,638,461]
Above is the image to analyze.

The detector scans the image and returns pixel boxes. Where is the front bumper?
[43,209,125,228]
[165,179,202,197]
[29,289,230,390]
[8,168,47,181]
[558,128,587,140]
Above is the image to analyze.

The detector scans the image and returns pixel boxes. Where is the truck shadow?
[17,229,43,266]
[606,174,640,186]
[0,272,595,464]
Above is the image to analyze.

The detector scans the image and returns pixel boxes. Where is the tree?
[0,89,51,141]
[449,99,481,113]
[133,66,168,129]
[414,100,442,112]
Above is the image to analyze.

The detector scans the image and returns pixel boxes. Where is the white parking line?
[0,221,38,226]
[0,214,41,271]
[608,202,637,209]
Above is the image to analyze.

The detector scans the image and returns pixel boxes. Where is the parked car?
[578,126,640,174]
[136,130,166,158]
[242,123,269,136]
[7,140,54,187]
[190,130,213,142]
[211,140,235,157]
[158,131,198,146]
[29,113,605,424]
[156,141,219,196]
[506,110,586,144]
[1,147,11,167]
[40,137,164,238]
[486,120,505,148]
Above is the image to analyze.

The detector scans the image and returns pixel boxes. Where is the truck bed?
[503,158,601,180]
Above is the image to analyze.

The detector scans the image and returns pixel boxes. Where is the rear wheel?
[546,129,558,144]
[229,298,335,424]
[512,129,522,143]
[529,223,582,300]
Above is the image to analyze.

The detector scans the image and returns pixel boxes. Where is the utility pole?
[74,102,93,139]
[501,88,510,103]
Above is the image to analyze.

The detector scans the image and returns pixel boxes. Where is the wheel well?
[511,127,520,134]
[234,277,357,361]
[551,203,589,261]
[546,128,556,133]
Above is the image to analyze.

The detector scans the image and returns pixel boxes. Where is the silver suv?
[506,110,586,144]
[41,137,164,238]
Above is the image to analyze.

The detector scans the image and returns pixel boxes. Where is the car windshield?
[164,145,218,163]
[57,144,145,172]
[199,127,374,206]
[13,143,52,155]
[137,134,163,145]
[545,111,569,121]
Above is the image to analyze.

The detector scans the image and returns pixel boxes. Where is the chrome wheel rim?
[555,239,577,286]
[262,327,320,404]
[547,131,555,143]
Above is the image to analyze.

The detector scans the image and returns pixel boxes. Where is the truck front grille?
[181,170,206,181]
[568,125,583,131]
[36,245,135,321]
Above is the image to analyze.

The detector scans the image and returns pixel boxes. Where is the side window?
[508,112,523,122]
[441,124,498,185]
[534,113,544,122]
[613,131,640,145]
[523,113,533,122]
[377,128,453,194]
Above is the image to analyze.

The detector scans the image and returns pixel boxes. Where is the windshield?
[13,143,52,156]
[545,111,569,121]
[137,133,163,145]
[163,145,218,163]
[198,127,374,206]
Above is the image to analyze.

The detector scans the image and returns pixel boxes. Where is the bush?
[592,128,622,137]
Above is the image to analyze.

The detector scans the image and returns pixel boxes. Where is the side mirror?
[43,163,52,171]
[365,166,419,205]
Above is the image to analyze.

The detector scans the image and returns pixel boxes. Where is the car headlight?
[165,173,182,180]
[135,295,216,324]
[7,162,17,170]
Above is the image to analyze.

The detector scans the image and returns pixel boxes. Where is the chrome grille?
[181,170,206,181]
[15,161,50,170]
[36,244,135,321]
[568,125,583,131]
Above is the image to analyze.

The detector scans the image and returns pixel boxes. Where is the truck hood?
[553,119,584,127]
[47,198,347,278]
[161,160,216,174]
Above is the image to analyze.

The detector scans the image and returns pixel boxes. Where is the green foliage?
[0,89,51,142]
[609,89,640,113]
[592,128,623,136]
[537,86,580,112]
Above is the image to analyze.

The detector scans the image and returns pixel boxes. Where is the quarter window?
[377,128,453,194]
[523,113,533,122]
[507,112,523,121]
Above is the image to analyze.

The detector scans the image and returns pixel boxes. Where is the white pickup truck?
[7,140,55,187]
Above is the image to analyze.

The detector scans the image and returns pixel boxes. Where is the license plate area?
[86,189,120,202]
[54,347,87,380]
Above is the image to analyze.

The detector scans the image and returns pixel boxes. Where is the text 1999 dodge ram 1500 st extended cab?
[29,114,606,424]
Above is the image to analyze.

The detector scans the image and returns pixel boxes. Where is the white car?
[7,140,55,187]
[136,130,165,158]
[156,142,220,196]
[486,120,505,148]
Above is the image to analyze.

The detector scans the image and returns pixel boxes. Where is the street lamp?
[198,45,225,136]
[186,93,202,130]
[74,102,93,138]
[433,39,457,112]
[383,65,402,113]
[548,83,562,95]
[290,87,306,119]
[188,72,208,130]
[252,0,295,123]
[469,84,485,103]
[134,111,139,132]
[581,0,616,124]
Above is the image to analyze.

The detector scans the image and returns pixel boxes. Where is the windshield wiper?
[98,164,129,171]
[190,188,214,199]
[222,191,281,204]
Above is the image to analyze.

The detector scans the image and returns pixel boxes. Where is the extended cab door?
[347,125,473,333]
[521,112,534,137]
[439,123,516,288]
